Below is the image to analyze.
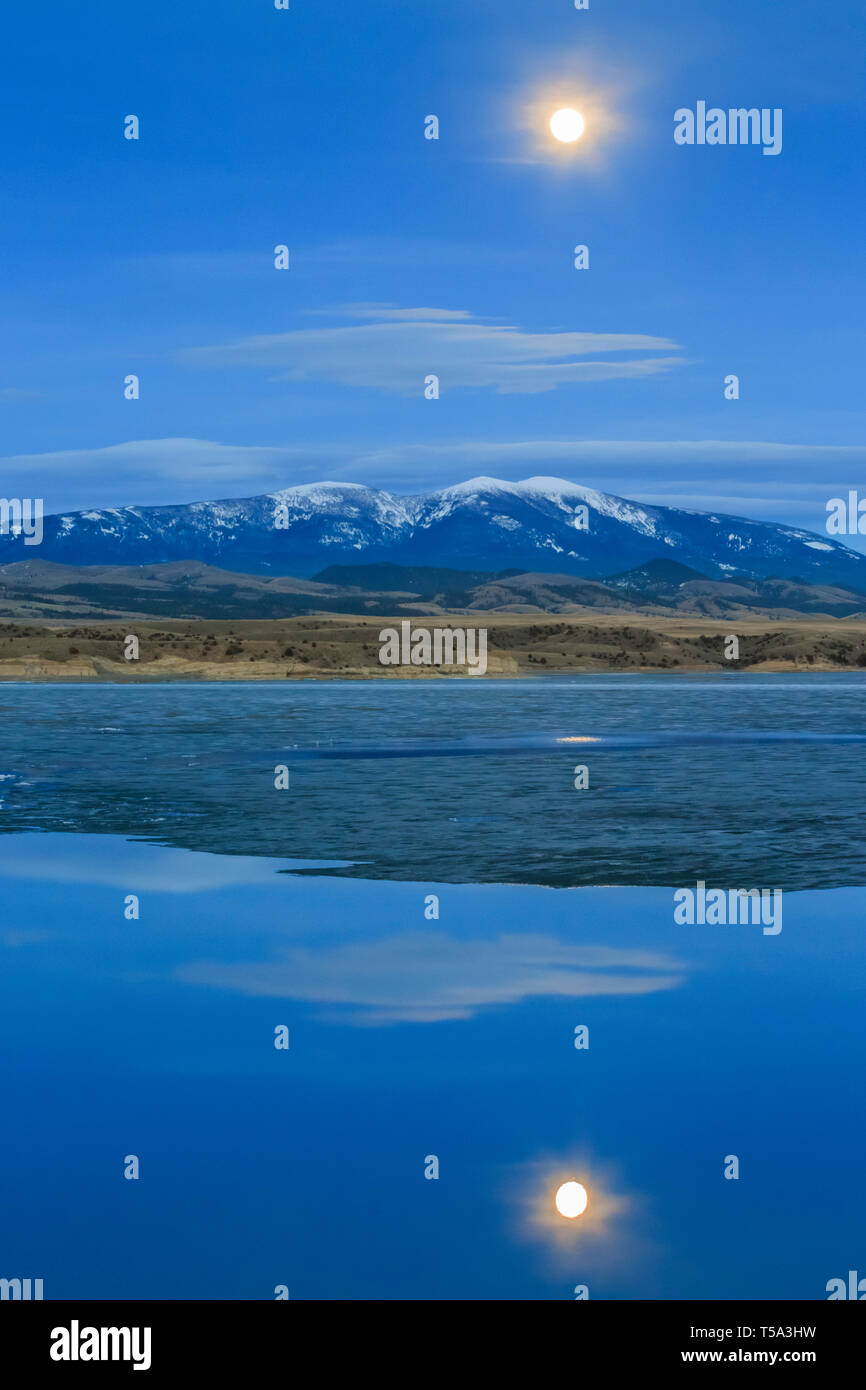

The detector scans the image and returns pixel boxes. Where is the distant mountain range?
[2,555,865,623]
[2,476,863,589]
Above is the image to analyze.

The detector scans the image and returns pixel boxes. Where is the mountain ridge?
[2,475,861,589]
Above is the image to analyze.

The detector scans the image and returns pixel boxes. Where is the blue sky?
[1,0,864,542]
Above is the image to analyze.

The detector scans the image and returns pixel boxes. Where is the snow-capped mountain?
[2,476,863,589]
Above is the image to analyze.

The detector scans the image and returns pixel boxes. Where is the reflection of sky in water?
[1,833,864,1299]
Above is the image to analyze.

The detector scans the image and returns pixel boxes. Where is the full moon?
[555,1180,588,1218]
[550,108,585,143]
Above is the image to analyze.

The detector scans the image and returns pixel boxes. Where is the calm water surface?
[1,676,864,1298]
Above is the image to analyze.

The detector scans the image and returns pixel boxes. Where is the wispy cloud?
[0,386,44,401]
[1,435,864,531]
[308,304,475,322]
[180,305,685,395]
[348,438,866,480]
[0,438,322,511]
[177,931,684,1025]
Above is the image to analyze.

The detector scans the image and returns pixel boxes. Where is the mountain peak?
[0,476,861,591]
[434,476,518,496]
[433,475,601,500]
[268,480,377,498]
[518,475,594,495]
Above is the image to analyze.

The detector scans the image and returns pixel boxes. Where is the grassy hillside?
[1,612,865,679]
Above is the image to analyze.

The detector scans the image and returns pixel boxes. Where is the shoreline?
[0,610,864,680]
[0,661,862,682]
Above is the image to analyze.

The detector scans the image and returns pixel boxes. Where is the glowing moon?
[550,108,585,143]
[555,1180,588,1218]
